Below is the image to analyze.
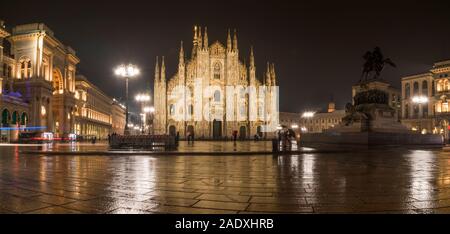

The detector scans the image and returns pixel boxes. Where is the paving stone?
[247,203,313,213]
[153,205,238,214]
[1,144,450,214]
[26,206,83,214]
[193,200,249,211]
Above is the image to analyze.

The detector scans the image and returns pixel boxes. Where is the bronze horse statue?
[360,47,396,82]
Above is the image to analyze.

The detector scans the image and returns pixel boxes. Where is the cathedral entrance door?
[239,126,246,140]
[169,125,176,136]
[187,125,194,138]
[213,120,222,139]
[257,126,263,137]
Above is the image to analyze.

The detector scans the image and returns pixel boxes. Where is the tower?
[160,56,167,134]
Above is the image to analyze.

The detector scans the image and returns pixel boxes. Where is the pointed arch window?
[213,63,221,79]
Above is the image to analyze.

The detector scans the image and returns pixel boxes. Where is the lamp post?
[143,106,155,134]
[135,93,151,134]
[115,64,140,135]
[412,95,429,134]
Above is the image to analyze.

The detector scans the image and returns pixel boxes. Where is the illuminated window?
[213,63,221,79]
[443,102,449,112]
[214,90,221,102]
[20,61,26,78]
[170,104,175,116]
[41,105,46,116]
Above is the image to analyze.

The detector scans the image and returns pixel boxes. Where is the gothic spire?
[271,63,276,86]
[161,56,166,83]
[203,27,209,49]
[179,41,184,65]
[250,46,255,68]
[197,26,202,50]
[266,62,271,86]
[227,29,232,52]
[192,26,198,56]
[154,56,160,83]
[233,29,238,52]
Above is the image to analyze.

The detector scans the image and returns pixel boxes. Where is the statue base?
[301,103,443,146]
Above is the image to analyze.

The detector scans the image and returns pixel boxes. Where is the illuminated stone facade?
[74,75,126,139]
[401,60,450,140]
[153,26,279,139]
[0,21,125,141]
[299,103,346,133]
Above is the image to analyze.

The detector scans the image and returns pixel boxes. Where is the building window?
[170,104,175,116]
[413,105,419,118]
[413,82,419,95]
[423,104,428,117]
[213,63,221,79]
[19,58,32,78]
[443,102,449,113]
[405,83,410,99]
[437,79,449,92]
[214,90,221,102]
[422,80,428,96]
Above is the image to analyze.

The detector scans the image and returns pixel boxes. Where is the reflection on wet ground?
[1,144,450,213]
[23,141,278,153]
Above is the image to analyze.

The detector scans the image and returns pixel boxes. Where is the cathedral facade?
[153,26,279,139]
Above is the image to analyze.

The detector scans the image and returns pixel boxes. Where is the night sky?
[1,0,450,113]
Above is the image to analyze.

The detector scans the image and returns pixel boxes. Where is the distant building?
[299,102,346,133]
[74,75,126,139]
[279,112,301,129]
[400,60,450,140]
[0,20,125,142]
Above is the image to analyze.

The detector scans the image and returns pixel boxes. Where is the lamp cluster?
[115,64,140,77]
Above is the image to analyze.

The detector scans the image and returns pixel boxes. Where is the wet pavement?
[17,141,277,153]
[1,143,450,214]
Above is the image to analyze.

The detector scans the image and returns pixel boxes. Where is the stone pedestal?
[301,83,443,146]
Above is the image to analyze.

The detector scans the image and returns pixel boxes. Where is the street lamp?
[135,93,150,102]
[143,106,155,113]
[302,111,315,118]
[412,95,429,133]
[412,96,428,104]
[115,64,140,135]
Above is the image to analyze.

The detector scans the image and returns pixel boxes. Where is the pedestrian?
[232,130,238,145]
